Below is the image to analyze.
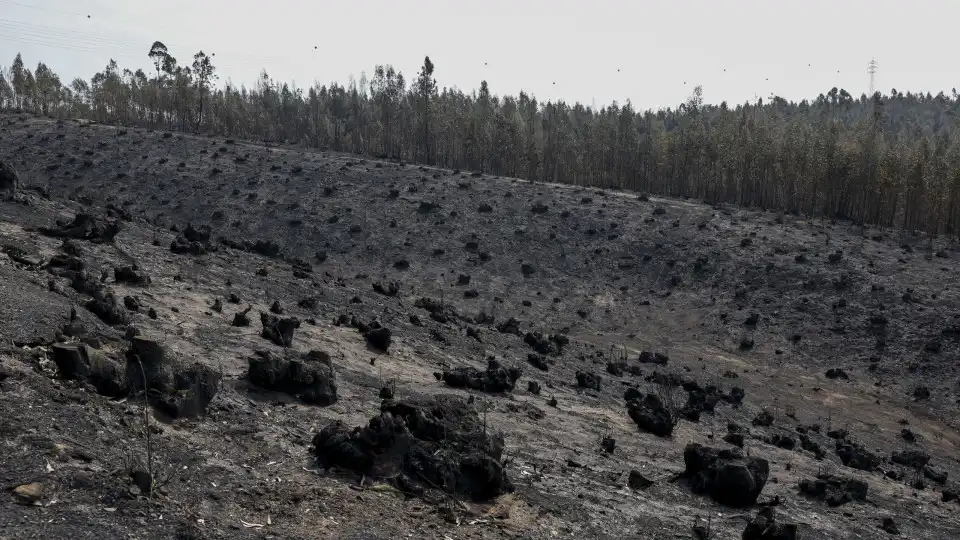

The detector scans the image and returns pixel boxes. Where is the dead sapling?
[785,404,797,420]
[692,514,713,539]
[135,355,156,497]
[654,378,683,430]
[129,355,171,498]
[912,464,925,490]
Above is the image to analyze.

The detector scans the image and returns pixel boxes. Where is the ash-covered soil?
[1,113,959,539]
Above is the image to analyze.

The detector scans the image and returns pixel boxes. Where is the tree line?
[2,45,960,236]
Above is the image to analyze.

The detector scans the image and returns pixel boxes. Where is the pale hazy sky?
[0,0,955,110]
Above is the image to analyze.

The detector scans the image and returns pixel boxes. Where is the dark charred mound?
[51,343,128,397]
[247,351,337,405]
[724,432,745,448]
[68,270,128,325]
[289,258,313,276]
[753,410,775,427]
[417,201,441,214]
[414,297,460,324]
[890,449,930,469]
[124,337,221,418]
[312,395,513,502]
[372,281,400,296]
[41,212,120,243]
[298,296,319,309]
[170,237,206,255]
[835,439,881,472]
[47,252,84,272]
[798,474,868,506]
[0,160,20,193]
[242,239,282,257]
[104,203,131,221]
[365,326,392,352]
[523,332,569,356]
[626,393,676,437]
[742,507,798,540]
[171,238,201,255]
[496,317,522,335]
[1,244,42,267]
[767,434,797,450]
[724,386,746,406]
[576,370,602,391]
[333,314,393,352]
[171,223,215,255]
[113,264,151,287]
[220,237,282,256]
[680,383,745,421]
[799,434,827,459]
[628,470,654,490]
[611,362,643,377]
[924,465,948,484]
[182,223,211,243]
[681,389,720,421]
[260,312,300,347]
[85,290,127,326]
[879,517,899,535]
[527,353,550,371]
[683,443,770,507]
[645,370,683,388]
[443,358,521,393]
[232,305,252,327]
[638,351,669,365]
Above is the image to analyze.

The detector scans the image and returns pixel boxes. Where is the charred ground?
[1,113,959,539]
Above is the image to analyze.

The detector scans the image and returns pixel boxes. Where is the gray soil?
[1,113,959,539]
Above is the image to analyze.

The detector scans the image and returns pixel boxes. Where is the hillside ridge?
[0,112,959,539]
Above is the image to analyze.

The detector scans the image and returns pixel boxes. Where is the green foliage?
[148,41,170,79]
[34,62,60,115]
[10,53,25,108]
[5,50,960,234]
[191,51,216,92]
[416,56,436,161]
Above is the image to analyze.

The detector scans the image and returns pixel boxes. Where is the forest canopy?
[2,47,960,236]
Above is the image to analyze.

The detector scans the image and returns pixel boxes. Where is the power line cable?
[0,0,90,18]
[0,17,301,68]
[0,32,142,58]
[0,29,302,75]
[0,22,150,49]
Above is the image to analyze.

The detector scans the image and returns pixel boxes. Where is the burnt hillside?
[1,113,959,539]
